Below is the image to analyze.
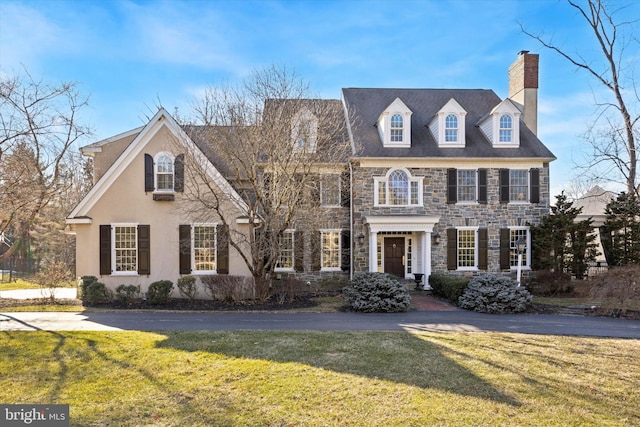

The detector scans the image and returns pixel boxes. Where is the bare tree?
[175,65,352,281]
[522,0,639,196]
[0,71,91,264]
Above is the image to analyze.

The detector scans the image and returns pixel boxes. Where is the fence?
[0,258,39,283]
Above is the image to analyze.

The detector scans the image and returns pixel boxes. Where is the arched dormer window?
[374,168,423,206]
[445,114,458,142]
[292,109,318,153]
[390,114,404,142]
[155,152,174,192]
[499,114,512,142]
[377,98,412,148]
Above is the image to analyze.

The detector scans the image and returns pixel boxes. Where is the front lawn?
[1,330,638,426]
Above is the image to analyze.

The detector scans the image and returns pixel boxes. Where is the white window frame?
[191,223,217,275]
[509,169,529,203]
[499,114,513,143]
[457,169,477,203]
[112,223,138,276]
[430,98,467,147]
[275,229,295,272]
[445,114,458,142]
[509,227,531,270]
[457,227,478,271]
[320,174,341,207]
[320,229,341,271]
[374,168,423,207]
[377,98,412,148]
[292,109,318,153]
[154,152,175,192]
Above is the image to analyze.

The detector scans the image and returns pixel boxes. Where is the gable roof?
[342,87,556,160]
[67,108,249,222]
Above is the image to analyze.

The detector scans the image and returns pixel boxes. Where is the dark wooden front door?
[384,237,405,278]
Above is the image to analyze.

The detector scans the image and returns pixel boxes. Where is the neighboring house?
[66,52,555,293]
[573,185,615,271]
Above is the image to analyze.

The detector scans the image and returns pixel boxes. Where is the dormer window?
[292,109,318,153]
[499,114,513,143]
[377,98,412,148]
[445,114,458,142]
[155,152,174,192]
[390,114,404,142]
[478,99,521,147]
[429,98,466,147]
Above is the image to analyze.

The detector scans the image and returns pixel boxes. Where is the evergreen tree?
[602,192,640,266]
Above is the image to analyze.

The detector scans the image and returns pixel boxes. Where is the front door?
[384,237,405,278]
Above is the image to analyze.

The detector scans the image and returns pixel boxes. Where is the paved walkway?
[0,287,78,300]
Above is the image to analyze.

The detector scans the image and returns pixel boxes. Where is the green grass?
[1,330,638,426]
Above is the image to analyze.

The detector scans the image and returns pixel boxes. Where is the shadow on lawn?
[156,330,520,407]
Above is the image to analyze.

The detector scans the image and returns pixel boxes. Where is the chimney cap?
[518,50,530,56]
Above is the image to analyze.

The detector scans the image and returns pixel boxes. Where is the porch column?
[368,231,377,272]
[422,231,431,290]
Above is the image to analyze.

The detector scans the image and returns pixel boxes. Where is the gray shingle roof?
[342,88,556,160]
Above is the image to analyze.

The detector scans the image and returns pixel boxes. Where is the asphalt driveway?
[2,310,640,338]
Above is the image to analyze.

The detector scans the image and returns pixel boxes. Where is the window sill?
[111,272,139,276]
[191,270,217,275]
[274,268,294,272]
[321,267,342,272]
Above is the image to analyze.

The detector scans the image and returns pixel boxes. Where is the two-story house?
[66,52,554,294]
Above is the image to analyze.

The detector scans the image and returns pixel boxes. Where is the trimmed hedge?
[429,274,470,304]
[84,282,112,305]
[115,284,141,305]
[343,272,410,313]
[458,274,532,313]
[147,280,174,305]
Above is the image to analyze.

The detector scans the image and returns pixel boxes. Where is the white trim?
[154,151,175,193]
[65,217,92,224]
[80,126,144,156]
[508,226,531,270]
[111,223,139,276]
[191,223,217,275]
[274,229,296,272]
[364,215,439,233]
[356,158,551,168]
[67,108,249,222]
[456,226,479,271]
[373,167,423,207]
[320,229,341,271]
[320,173,341,208]
[378,98,412,148]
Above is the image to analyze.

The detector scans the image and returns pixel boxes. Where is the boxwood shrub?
[458,274,532,313]
[343,272,410,313]
[429,274,470,304]
[79,275,98,301]
[115,284,141,305]
[147,280,174,305]
[84,281,112,305]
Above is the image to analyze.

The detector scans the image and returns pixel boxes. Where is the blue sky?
[2,0,639,196]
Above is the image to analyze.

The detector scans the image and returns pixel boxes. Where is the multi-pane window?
[406,238,413,274]
[193,225,216,272]
[390,114,403,142]
[457,170,476,202]
[321,231,340,269]
[276,231,294,270]
[445,114,458,142]
[509,228,529,268]
[375,169,422,206]
[156,153,174,191]
[320,174,340,207]
[499,114,512,143]
[114,225,137,273]
[509,170,529,201]
[457,228,477,269]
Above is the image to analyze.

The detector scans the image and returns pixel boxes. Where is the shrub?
[34,260,72,301]
[201,275,253,302]
[80,276,98,301]
[590,265,640,317]
[115,284,141,305]
[177,275,197,301]
[458,274,532,313]
[343,272,410,313]
[528,270,573,296]
[84,282,112,305]
[147,280,173,305]
[272,277,304,304]
[429,274,470,303]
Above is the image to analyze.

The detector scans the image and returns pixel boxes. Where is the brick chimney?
[508,51,539,136]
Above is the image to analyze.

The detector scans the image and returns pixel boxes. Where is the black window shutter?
[263,172,272,199]
[447,168,457,204]
[217,224,229,274]
[478,228,488,270]
[499,228,511,270]
[294,230,304,272]
[174,154,184,192]
[144,153,154,192]
[499,169,510,203]
[99,225,111,275]
[340,172,350,207]
[530,168,540,204]
[312,175,321,207]
[478,169,487,204]
[179,224,191,274]
[311,230,321,271]
[447,228,457,270]
[341,230,351,271]
[138,225,150,275]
